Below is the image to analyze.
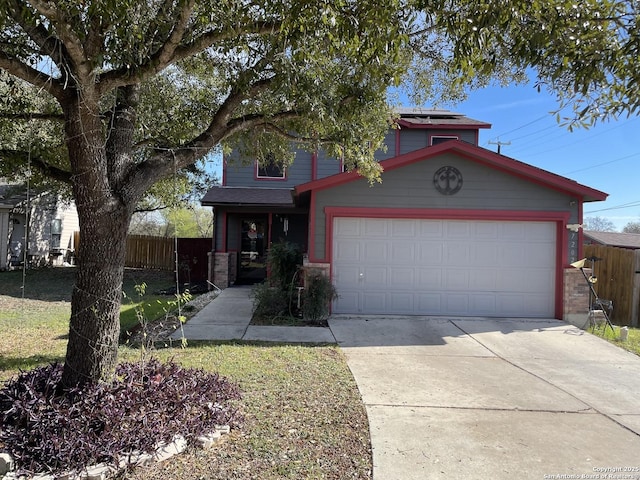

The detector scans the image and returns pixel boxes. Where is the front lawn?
[0,268,372,479]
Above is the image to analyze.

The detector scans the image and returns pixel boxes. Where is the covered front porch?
[202,186,308,287]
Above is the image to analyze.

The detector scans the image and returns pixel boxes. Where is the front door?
[238,217,268,284]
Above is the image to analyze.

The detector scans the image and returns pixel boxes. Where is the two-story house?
[202,108,607,321]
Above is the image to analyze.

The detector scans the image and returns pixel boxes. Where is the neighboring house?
[0,181,79,270]
[583,230,640,250]
[202,108,608,319]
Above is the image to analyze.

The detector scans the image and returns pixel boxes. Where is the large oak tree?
[1,0,638,388]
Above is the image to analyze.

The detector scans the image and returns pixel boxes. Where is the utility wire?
[562,151,640,175]
[585,200,640,214]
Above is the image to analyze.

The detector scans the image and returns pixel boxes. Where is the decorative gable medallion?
[433,166,463,195]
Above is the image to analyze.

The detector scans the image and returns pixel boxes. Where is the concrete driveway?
[328,316,640,480]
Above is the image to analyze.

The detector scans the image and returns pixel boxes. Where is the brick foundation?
[563,267,592,329]
[301,260,330,285]
[208,252,237,289]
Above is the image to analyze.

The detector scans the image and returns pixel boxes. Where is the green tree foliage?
[1,1,638,386]
[428,0,640,128]
[161,205,213,238]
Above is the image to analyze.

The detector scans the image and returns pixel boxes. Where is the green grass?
[0,268,372,479]
[0,267,182,334]
[592,323,640,356]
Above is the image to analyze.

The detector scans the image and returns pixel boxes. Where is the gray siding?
[224,128,480,188]
[312,153,577,259]
[315,150,342,179]
[374,130,398,162]
[224,150,314,187]
[399,129,427,155]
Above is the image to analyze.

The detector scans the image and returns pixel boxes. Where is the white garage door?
[332,218,556,317]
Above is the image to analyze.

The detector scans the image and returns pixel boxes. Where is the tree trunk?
[60,93,136,388]
[62,207,131,388]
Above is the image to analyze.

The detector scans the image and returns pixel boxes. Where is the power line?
[562,151,640,175]
[486,113,549,141]
[585,200,640,214]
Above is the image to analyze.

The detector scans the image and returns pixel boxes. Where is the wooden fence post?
[632,250,640,328]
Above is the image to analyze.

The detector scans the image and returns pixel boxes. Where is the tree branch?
[8,0,67,67]
[0,112,64,121]
[0,149,72,184]
[97,19,281,93]
[0,50,64,99]
[26,0,90,78]
[133,205,169,214]
[155,0,196,67]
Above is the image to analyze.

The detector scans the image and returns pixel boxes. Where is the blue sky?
[435,83,640,231]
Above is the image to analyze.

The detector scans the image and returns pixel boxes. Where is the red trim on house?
[395,129,401,157]
[397,119,491,130]
[556,222,568,318]
[295,141,608,202]
[323,207,570,319]
[254,161,288,181]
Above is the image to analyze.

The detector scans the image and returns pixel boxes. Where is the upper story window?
[431,135,458,146]
[256,154,286,179]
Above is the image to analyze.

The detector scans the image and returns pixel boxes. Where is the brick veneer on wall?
[563,267,591,328]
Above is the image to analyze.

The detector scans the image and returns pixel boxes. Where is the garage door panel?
[364,218,388,236]
[526,222,555,240]
[474,222,499,238]
[500,222,526,240]
[419,221,444,237]
[334,290,360,313]
[388,293,415,313]
[362,267,387,287]
[469,270,496,290]
[416,293,442,312]
[473,243,499,264]
[332,218,556,317]
[334,217,361,236]
[390,243,416,264]
[334,238,360,261]
[389,267,415,287]
[445,269,470,290]
[446,243,471,265]
[333,265,361,284]
[363,241,387,262]
[446,222,471,237]
[418,243,443,263]
[446,294,470,315]
[469,294,497,315]
[391,219,416,237]
[418,268,442,289]
[362,291,387,312]
[499,244,527,266]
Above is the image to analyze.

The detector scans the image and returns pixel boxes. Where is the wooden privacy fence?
[583,244,640,327]
[73,233,211,282]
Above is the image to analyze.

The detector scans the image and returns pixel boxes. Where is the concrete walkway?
[174,290,640,479]
[171,286,336,343]
[329,316,640,480]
